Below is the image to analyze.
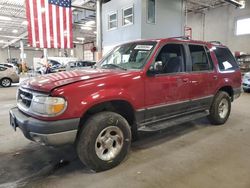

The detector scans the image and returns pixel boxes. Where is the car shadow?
[0,118,211,187]
[132,118,211,150]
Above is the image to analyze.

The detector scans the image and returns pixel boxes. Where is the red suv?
[10,37,241,171]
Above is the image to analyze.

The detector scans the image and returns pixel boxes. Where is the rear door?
[186,44,217,111]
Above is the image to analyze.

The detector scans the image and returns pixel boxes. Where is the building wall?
[187,1,250,53]
[102,0,142,53]
[141,0,184,39]
[0,45,84,67]
[0,48,43,67]
[102,0,184,54]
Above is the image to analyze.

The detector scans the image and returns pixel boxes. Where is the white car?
[242,72,250,92]
[0,65,19,87]
[0,63,18,73]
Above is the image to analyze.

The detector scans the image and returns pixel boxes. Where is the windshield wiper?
[102,64,127,71]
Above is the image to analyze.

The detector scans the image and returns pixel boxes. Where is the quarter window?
[213,47,239,71]
[122,6,133,26]
[108,12,118,30]
[189,45,212,72]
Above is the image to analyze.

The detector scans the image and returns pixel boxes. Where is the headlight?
[30,96,67,117]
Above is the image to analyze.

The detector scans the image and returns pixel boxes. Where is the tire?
[1,78,12,87]
[76,111,131,172]
[208,91,231,125]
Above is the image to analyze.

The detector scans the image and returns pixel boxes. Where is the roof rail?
[208,41,222,45]
[169,36,191,40]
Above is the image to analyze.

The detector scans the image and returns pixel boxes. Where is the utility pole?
[20,40,24,62]
[43,48,48,60]
[96,0,103,61]
[7,45,11,61]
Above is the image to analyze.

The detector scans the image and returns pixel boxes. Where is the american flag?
[26,0,73,49]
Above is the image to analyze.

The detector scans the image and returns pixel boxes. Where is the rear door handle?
[213,75,218,80]
[191,80,198,84]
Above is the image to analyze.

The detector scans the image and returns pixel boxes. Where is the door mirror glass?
[148,61,163,75]
[154,61,163,71]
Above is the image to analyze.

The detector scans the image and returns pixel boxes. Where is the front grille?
[17,88,33,108]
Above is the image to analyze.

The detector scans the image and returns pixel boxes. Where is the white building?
[102,0,185,53]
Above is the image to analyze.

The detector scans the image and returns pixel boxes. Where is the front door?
[144,43,190,123]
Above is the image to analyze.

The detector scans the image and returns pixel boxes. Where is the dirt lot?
[1,86,250,188]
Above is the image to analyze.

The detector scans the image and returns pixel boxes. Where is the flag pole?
[20,40,25,74]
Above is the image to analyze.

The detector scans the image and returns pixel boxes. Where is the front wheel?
[1,78,12,87]
[208,91,231,125]
[76,111,131,172]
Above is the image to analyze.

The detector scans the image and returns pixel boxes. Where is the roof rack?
[169,36,191,40]
[208,41,222,45]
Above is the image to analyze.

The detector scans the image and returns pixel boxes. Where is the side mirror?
[147,61,163,76]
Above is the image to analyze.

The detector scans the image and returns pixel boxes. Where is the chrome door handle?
[191,80,198,84]
[213,75,218,80]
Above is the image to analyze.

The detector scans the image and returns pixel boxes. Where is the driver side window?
[153,44,185,74]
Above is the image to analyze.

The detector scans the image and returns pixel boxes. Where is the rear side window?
[189,45,212,71]
[214,47,239,71]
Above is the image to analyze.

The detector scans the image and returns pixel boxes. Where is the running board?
[138,111,209,132]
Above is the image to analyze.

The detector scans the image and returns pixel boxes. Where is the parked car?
[66,60,96,71]
[50,60,96,73]
[36,60,62,74]
[242,72,250,92]
[0,65,19,87]
[10,37,241,172]
[0,63,18,73]
[34,57,79,72]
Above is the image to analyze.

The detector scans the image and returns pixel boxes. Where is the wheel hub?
[218,98,229,119]
[95,126,124,161]
[2,79,10,87]
[103,137,113,149]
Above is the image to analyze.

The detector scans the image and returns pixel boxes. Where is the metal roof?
[0,0,243,49]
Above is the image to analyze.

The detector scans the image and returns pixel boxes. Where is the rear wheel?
[1,78,12,87]
[208,91,231,125]
[76,111,131,172]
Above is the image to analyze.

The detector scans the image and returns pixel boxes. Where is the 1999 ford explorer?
[10,37,241,171]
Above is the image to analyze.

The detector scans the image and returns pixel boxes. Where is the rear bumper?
[9,107,80,146]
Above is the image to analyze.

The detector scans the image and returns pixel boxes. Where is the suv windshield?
[99,41,157,70]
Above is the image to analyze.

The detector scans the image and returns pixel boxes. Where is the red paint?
[21,38,241,121]
[41,0,47,48]
[48,3,54,48]
[32,0,40,48]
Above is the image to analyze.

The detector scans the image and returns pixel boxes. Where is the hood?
[21,69,123,92]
